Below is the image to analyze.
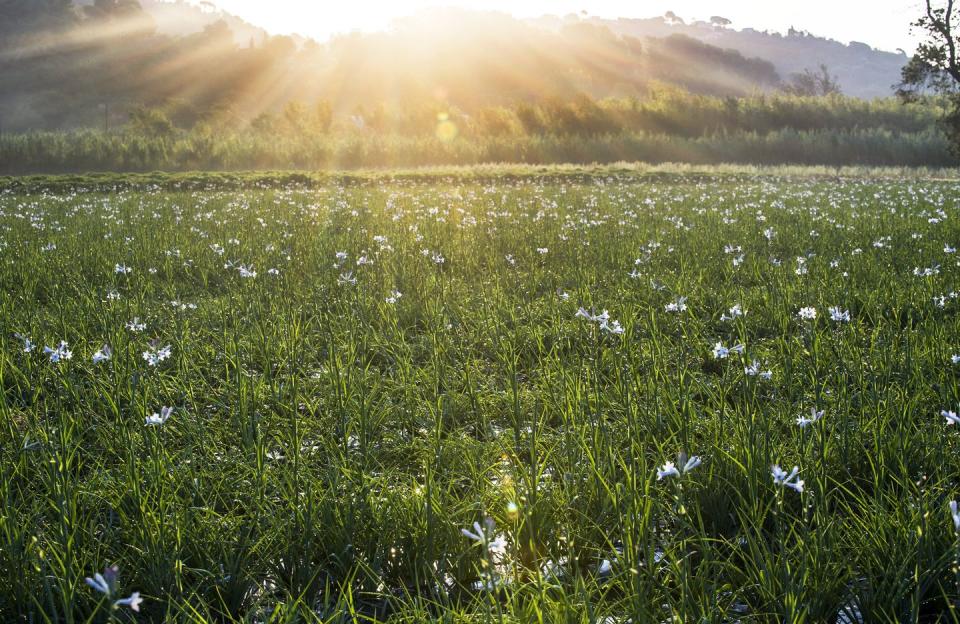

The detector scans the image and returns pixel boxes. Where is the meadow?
[3,167,960,622]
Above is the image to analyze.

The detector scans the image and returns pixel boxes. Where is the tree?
[783,64,842,96]
[710,16,732,28]
[664,11,685,26]
[898,1,960,153]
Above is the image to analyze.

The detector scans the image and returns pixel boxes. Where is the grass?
[2,168,960,622]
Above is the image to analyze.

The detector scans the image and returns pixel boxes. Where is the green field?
[4,168,960,622]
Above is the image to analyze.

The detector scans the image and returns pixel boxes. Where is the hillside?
[532,15,908,99]
[0,2,913,132]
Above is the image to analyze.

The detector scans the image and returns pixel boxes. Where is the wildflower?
[713,341,745,359]
[267,268,280,276]
[665,296,688,313]
[142,344,172,367]
[145,406,173,426]
[114,264,132,275]
[798,307,817,320]
[237,265,257,278]
[951,500,960,533]
[656,462,679,480]
[114,592,142,612]
[386,290,402,304]
[796,407,824,428]
[126,318,146,332]
[942,410,960,426]
[92,344,112,364]
[721,304,745,321]
[602,319,625,335]
[43,341,73,363]
[338,272,357,286]
[85,566,118,595]
[829,307,851,322]
[537,247,548,255]
[952,355,960,364]
[86,565,141,611]
[914,265,941,277]
[14,333,34,353]
[744,360,772,379]
[657,454,701,480]
[462,518,507,554]
[771,465,804,493]
[431,253,445,265]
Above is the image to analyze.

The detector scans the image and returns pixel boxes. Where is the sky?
[205,0,925,53]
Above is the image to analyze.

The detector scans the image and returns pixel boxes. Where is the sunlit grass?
[1,169,960,622]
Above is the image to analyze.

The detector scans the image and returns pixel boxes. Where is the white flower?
[744,360,772,379]
[85,565,118,596]
[796,407,824,428]
[657,455,701,480]
[951,500,960,533]
[942,410,960,426]
[683,455,702,473]
[85,573,111,595]
[114,264,132,275]
[461,518,505,554]
[771,465,804,493]
[602,319,625,335]
[537,247,549,255]
[14,333,34,353]
[665,297,688,313]
[952,355,960,365]
[432,253,445,265]
[145,406,173,426]
[114,592,142,612]
[338,272,357,286]
[142,344,172,367]
[798,307,817,320]
[237,265,257,278]
[92,344,112,364]
[126,318,146,332]
[43,341,73,363]
[721,304,745,321]
[656,462,680,480]
[713,342,745,360]
[386,290,402,304]
[576,308,623,336]
[267,268,280,276]
[828,307,850,322]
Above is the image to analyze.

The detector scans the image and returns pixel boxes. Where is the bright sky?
[206,0,925,53]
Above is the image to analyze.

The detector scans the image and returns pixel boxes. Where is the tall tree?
[899,1,960,152]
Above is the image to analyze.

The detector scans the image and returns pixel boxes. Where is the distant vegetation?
[0,1,951,172]
[0,90,950,173]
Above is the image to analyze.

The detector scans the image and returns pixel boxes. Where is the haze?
[209,0,922,53]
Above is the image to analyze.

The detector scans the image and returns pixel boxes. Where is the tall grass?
[0,127,952,174]
[2,171,960,621]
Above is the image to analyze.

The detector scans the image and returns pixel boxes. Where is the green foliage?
[0,92,951,173]
[2,170,960,622]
